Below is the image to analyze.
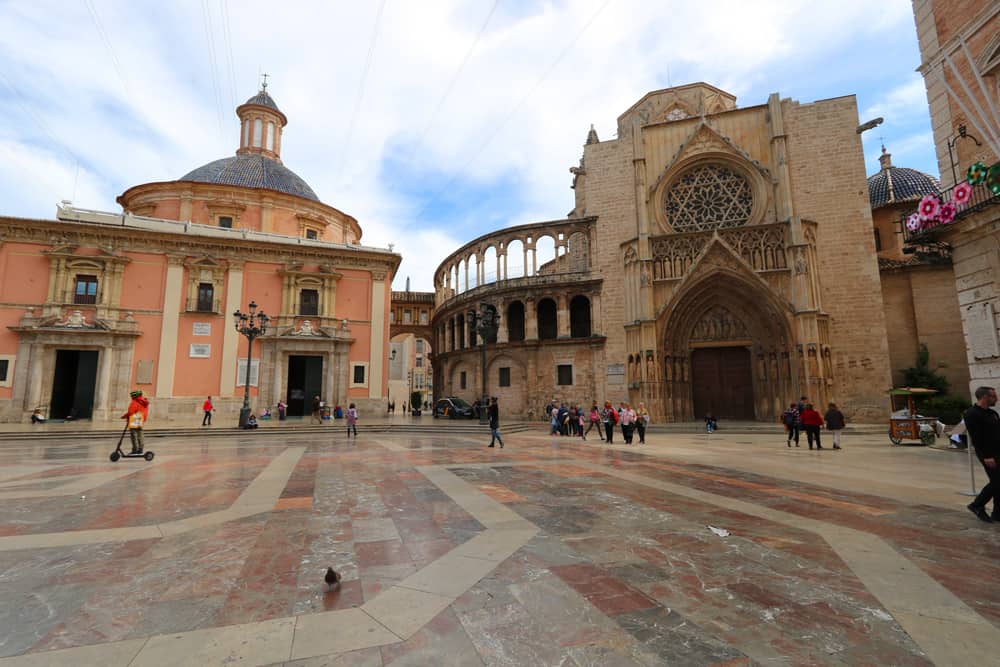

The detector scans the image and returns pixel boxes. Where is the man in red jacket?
[799,403,824,450]
[122,390,150,454]
[202,396,214,426]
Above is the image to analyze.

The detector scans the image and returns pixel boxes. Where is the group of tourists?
[781,396,845,450]
[544,399,650,445]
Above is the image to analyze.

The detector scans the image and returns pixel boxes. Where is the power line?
[411,0,613,222]
[83,0,132,97]
[201,0,226,138]
[219,0,239,108]
[409,0,500,158]
[337,0,388,181]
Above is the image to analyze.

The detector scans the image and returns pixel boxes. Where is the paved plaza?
[0,425,997,666]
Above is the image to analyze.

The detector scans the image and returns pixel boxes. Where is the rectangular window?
[404,310,412,324]
[300,289,319,316]
[0,355,11,387]
[236,358,260,386]
[557,364,573,385]
[74,275,98,304]
[0,359,8,382]
[416,357,423,368]
[389,311,395,324]
[196,283,214,312]
[353,365,366,384]
[873,228,882,252]
[460,371,467,390]
[305,229,318,240]
[218,216,233,229]
[416,340,424,353]
[499,367,510,387]
[420,311,428,324]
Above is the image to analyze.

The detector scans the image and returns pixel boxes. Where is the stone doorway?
[50,349,99,419]
[287,355,323,416]
[691,347,754,420]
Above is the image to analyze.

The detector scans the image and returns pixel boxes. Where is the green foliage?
[899,343,949,395]
[920,395,972,426]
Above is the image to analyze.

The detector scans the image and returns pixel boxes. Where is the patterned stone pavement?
[0,426,996,666]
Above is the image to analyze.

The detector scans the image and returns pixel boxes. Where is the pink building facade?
[0,88,398,423]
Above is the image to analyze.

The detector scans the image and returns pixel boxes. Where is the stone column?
[496,300,508,344]
[220,261,245,397]
[368,272,387,399]
[526,299,538,340]
[557,294,570,338]
[94,345,113,419]
[337,345,349,405]
[156,255,186,397]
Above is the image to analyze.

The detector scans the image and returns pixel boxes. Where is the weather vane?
[261,72,269,91]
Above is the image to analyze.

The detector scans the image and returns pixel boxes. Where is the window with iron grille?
[557,364,573,385]
[218,216,233,228]
[300,289,319,316]
[197,283,214,312]
[499,367,510,387]
[74,275,98,304]
[305,229,318,240]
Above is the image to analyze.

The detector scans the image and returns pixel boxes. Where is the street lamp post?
[466,303,500,425]
[947,124,983,186]
[232,300,269,428]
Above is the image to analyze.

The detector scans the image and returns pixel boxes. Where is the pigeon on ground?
[325,567,341,588]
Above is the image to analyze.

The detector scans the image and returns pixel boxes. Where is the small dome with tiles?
[867,147,940,210]
[243,90,280,112]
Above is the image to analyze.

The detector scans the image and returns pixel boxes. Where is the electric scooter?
[109,423,155,462]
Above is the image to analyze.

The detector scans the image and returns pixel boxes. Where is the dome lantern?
[236,76,288,161]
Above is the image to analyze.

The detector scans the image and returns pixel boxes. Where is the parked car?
[434,396,475,419]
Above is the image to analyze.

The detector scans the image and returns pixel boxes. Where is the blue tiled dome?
[180,154,319,201]
[243,91,280,112]
[867,149,940,210]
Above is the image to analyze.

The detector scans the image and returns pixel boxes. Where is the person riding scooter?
[122,390,150,454]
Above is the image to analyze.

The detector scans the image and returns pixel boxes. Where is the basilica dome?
[867,147,940,210]
[180,154,319,201]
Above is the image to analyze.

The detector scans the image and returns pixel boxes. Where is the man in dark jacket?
[964,386,1000,522]
[487,397,504,448]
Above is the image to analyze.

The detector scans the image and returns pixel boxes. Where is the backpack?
[782,409,797,427]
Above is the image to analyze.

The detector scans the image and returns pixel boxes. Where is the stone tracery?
[664,164,754,232]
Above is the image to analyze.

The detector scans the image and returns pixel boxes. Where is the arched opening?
[570,295,591,338]
[458,258,467,293]
[537,298,557,340]
[467,253,479,290]
[507,301,525,342]
[482,246,498,284]
[506,239,525,279]
[534,235,557,276]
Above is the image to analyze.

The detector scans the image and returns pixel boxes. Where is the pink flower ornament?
[936,201,956,225]
[952,181,973,206]
[905,213,922,233]
[917,194,940,221]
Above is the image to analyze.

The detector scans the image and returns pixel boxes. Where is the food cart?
[888,387,939,445]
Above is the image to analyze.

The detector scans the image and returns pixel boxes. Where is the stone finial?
[879,144,892,171]
[586,124,599,145]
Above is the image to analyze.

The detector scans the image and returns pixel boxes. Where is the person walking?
[621,403,637,444]
[586,402,602,441]
[557,403,569,436]
[487,397,504,448]
[121,389,150,454]
[782,403,800,447]
[550,404,560,435]
[346,403,358,438]
[800,403,824,449]
[824,403,845,450]
[636,402,649,444]
[602,401,617,443]
[277,399,287,421]
[964,386,1000,522]
[311,395,323,424]
[202,396,214,426]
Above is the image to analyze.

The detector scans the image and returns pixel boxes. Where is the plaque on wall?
[607,363,626,385]
[136,360,154,384]
[193,322,211,336]
[967,302,1000,359]
[189,344,211,358]
[237,358,260,387]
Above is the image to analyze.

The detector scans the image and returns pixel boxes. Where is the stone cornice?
[0,216,399,275]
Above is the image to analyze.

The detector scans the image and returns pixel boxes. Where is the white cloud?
[0,0,926,291]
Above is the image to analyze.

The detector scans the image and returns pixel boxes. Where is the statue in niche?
[646,355,655,381]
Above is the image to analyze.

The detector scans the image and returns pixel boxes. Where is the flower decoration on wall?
[987,163,1000,196]
[967,161,987,185]
[937,201,957,225]
[905,213,923,232]
[917,194,941,221]
[953,181,973,206]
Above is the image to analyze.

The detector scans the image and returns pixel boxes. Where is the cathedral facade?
[432,83,892,422]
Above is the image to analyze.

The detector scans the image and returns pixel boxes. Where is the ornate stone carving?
[651,223,788,280]
[295,319,318,336]
[689,306,750,342]
[664,164,753,232]
[58,309,89,328]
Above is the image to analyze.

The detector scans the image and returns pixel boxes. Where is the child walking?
[346,403,358,438]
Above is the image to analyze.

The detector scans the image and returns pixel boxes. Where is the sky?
[0,0,935,291]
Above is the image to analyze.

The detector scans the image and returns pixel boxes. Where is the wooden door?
[691,347,754,420]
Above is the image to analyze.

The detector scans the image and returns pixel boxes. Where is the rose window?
[664,164,753,232]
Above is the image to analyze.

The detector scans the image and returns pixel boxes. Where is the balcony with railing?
[185,297,222,314]
[902,180,1000,244]
[63,289,102,305]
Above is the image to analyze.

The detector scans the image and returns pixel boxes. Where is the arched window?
[266,121,275,151]
[253,119,263,147]
[570,295,591,338]
[242,119,250,147]
[507,301,525,342]
[537,298,557,340]
[664,164,753,232]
